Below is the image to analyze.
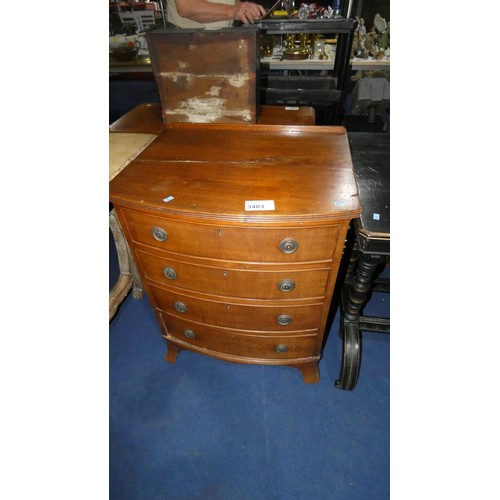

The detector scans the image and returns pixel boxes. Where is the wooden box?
[146,26,260,124]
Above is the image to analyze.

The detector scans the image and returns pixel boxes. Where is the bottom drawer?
[159,313,318,361]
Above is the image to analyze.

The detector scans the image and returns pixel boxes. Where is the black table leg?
[338,132,390,391]
[336,251,387,390]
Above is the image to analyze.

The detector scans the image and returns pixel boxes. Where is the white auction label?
[245,200,275,211]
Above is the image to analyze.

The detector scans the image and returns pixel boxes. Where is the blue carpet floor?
[109,238,390,499]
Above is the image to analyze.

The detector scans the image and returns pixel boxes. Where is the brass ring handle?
[275,344,289,353]
[277,314,292,326]
[278,279,295,292]
[184,329,196,339]
[152,226,168,242]
[174,301,187,313]
[279,238,298,254]
[162,267,177,280]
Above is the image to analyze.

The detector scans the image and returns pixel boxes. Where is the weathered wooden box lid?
[146,26,260,124]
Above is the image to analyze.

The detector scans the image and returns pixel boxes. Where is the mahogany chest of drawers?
[109,122,361,383]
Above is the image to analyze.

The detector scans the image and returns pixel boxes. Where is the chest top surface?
[109,123,361,223]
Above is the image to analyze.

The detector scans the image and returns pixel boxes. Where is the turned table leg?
[336,252,384,390]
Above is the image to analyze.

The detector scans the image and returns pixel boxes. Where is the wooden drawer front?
[137,249,330,300]
[149,284,324,331]
[161,314,318,360]
[121,209,338,263]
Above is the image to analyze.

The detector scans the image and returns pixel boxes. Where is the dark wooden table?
[335,132,390,391]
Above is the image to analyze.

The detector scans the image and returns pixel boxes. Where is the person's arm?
[174,0,266,25]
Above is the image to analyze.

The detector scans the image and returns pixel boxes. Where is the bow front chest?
[109,123,361,383]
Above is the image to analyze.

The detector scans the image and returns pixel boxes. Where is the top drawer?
[119,208,339,263]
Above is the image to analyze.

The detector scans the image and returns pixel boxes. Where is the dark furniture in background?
[257,18,357,124]
[336,132,390,390]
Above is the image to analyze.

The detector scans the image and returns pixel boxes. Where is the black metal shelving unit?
[256,18,357,124]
